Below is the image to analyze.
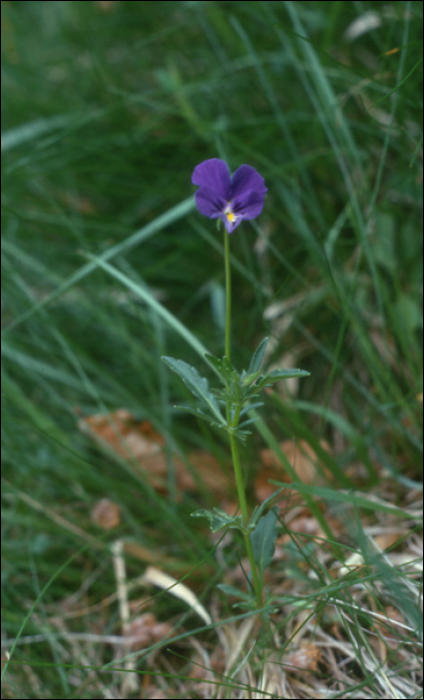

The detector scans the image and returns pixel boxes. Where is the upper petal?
[191,159,232,200]
[231,164,267,198]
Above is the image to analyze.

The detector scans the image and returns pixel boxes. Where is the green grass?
[2,1,423,698]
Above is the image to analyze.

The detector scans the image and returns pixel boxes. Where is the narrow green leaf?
[173,405,225,429]
[191,508,243,533]
[239,401,263,416]
[162,357,226,425]
[237,417,260,429]
[256,368,310,390]
[241,370,261,388]
[250,487,285,528]
[5,201,198,337]
[1,114,73,152]
[276,483,419,518]
[247,337,269,375]
[216,584,252,601]
[251,508,278,576]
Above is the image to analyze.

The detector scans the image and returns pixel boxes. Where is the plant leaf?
[239,401,263,416]
[249,487,285,528]
[250,508,278,576]
[247,337,269,375]
[191,508,243,533]
[241,370,261,388]
[173,405,226,429]
[216,584,252,601]
[204,353,237,387]
[256,368,310,390]
[162,356,226,425]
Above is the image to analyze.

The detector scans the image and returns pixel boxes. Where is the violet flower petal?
[232,190,266,220]
[194,186,227,218]
[191,159,232,200]
[191,158,267,233]
[223,216,242,233]
[231,164,268,198]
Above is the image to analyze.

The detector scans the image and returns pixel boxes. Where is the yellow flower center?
[224,203,238,224]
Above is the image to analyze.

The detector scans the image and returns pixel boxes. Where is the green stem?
[224,229,231,362]
[229,431,263,608]
[224,229,263,609]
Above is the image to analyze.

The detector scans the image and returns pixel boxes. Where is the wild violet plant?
[162,158,309,612]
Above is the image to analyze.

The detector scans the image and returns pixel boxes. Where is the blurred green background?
[1,1,422,696]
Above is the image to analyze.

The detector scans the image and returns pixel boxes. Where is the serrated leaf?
[162,356,226,425]
[238,417,260,429]
[191,508,243,533]
[256,368,310,390]
[173,405,226,429]
[204,353,235,384]
[251,508,278,576]
[239,401,263,416]
[235,430,252,440]
[247,337,269,375]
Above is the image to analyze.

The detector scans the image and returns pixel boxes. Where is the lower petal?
[194,187,226,218]
[233,190,266,220]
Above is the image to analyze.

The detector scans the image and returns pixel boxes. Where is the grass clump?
[2,1,422,698]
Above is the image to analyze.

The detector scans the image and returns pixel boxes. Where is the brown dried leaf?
[284,642,322,673]
[255,439,332,504]
[125,612,173,651]
[91,498,121,530]
[78,410,228,498]
[374,532,403,551]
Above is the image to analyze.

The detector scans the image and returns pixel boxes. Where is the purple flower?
[191,158,267,233]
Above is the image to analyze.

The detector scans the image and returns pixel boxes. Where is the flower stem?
[224,229,263,609]
[228,430,263,608]
[224,229,231,363]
